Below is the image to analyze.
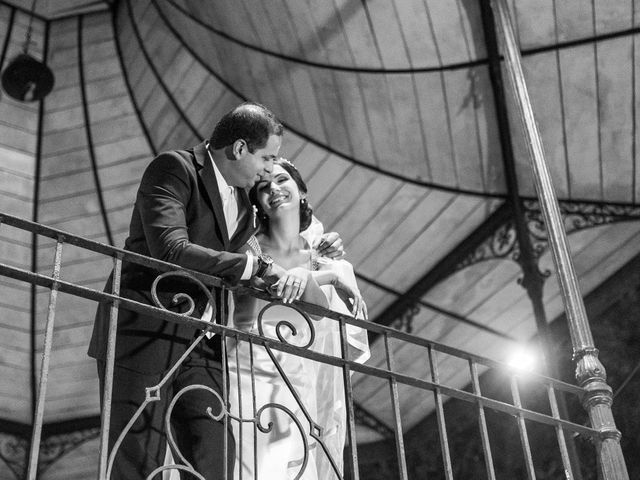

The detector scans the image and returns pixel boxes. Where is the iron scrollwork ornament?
[455,220,519,272]
[0,429,100,478]
[524,199,640,235]
[456,199,640,274]
[148,384,229,480]
[0,433,28,480]
[107,270,221,479]
[151,270,217,318]
[109,271,346,479]
[39,428,100,475]
[392,303,421,334]
[235,300,345,480]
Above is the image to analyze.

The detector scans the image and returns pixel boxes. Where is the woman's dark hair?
[209,102,283,153]
[250,158,313,233]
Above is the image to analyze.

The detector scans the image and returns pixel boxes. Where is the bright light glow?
[506,347,538,372]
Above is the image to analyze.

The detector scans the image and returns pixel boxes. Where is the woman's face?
[255,164,303,219]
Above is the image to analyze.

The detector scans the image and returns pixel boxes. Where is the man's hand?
[317,231,345,259]
[260,262,286,288]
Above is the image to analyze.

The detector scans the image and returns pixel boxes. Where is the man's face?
[234,134,281,188]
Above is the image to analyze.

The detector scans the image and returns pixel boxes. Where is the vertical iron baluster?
[250,337,258,479]
[469,360,496,480]
[98,254,122,480]
[510,375,536,479]
[233,333,243,480]
[383,333,408,480]
[547,384,574,479]
[428,347,453,480]
[221,288,229,480]
[26,237,64,480]
[339,318,359,480]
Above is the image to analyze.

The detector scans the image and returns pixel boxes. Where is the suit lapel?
[229,188,257,251]
[195,141,231,249]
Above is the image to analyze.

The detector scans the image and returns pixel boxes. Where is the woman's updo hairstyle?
[250,157,313,233]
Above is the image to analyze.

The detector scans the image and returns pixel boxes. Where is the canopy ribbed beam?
[78,15,114,246]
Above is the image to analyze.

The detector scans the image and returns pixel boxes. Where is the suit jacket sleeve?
[137,151,248,285]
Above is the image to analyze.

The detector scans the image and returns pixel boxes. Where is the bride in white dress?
[227,158,369,480]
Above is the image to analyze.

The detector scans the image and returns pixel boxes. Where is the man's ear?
[230,139,247,161]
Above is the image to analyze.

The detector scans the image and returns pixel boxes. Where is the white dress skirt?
[227,271,369,480]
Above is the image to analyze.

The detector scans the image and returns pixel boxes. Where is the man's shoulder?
[155,146,195,162]
[147,147,198,172]
[137,147,200,189]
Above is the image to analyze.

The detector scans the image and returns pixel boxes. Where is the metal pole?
[98,256,122,480]
[489,1,629,478]
[477,2,584,474]
[26,239,63,479]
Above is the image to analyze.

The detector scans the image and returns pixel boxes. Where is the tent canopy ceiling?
[0,0,639,477]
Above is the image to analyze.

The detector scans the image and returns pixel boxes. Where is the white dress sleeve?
[301,215,370,363]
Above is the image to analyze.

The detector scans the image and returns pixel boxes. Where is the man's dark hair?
[209,102,283,153]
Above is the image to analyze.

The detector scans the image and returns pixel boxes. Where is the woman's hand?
[333,275,368,320]
[317,232,345,259]
[272,267,310,303]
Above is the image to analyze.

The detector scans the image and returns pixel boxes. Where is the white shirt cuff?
[241,251,254,280]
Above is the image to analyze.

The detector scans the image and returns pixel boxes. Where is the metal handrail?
[0,210,613,479]
[0,211,587,392]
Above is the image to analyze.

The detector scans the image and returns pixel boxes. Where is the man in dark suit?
[88,102,339,479]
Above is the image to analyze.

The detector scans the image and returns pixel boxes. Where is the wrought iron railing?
[0,210,629,480]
